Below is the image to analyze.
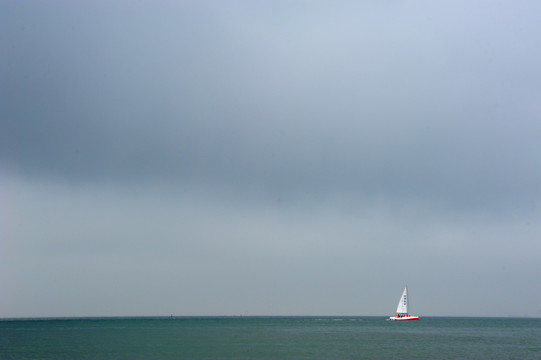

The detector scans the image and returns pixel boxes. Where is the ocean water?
[1,317,540,359]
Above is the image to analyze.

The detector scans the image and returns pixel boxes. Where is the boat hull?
[388,315,419,321]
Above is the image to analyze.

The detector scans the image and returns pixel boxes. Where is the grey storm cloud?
[2,0,540,212]
[1,1,540,317]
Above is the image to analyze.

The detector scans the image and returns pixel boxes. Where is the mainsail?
[396,287,408,314]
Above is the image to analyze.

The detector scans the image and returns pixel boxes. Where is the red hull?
[389,315,419,321]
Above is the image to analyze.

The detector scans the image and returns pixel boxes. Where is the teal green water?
[1,317,540,359]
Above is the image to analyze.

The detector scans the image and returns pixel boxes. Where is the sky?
[1,0,540,318]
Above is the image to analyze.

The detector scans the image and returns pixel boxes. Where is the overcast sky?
[1,0,540,318]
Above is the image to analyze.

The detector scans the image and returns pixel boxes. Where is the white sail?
[395,287,408,314]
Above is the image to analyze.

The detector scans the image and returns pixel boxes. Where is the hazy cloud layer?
[1,1,540,317]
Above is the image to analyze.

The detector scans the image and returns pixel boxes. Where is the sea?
[1,316,540,359]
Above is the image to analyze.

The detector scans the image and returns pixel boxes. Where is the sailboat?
[388,286,419,321]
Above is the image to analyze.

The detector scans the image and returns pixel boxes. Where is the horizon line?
[2,315,539,321]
